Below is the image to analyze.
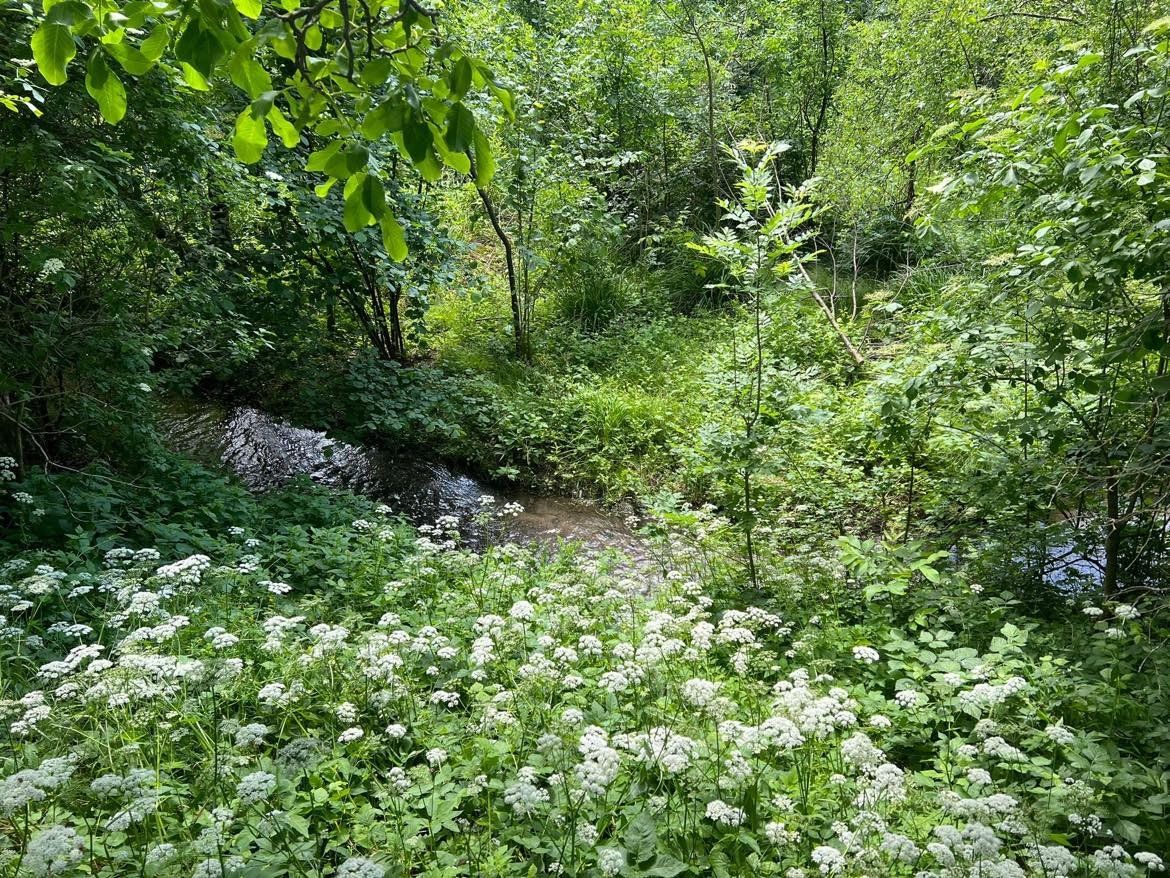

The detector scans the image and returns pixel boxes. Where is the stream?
[161,401,650,562]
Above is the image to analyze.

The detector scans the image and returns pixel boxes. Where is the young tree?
[689,142,819,587]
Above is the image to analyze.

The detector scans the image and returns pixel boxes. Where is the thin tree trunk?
[475,183,527,359]
[1103,474,1122,598]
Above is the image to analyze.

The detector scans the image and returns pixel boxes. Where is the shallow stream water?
[161,401,650,561]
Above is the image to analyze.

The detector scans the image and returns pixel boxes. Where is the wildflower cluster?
[0,515,1166,878]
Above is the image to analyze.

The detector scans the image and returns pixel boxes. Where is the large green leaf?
[139,26,169,62]
[324,143,369,180]
[472,127,495,185]
[85,50,127,123]
[624,811,657,865]
[229,48,272,98]
[232,106,268,163]
[380,214,408,262]
[104,42,154,76]
[449,57,472,99]
[361,99,409,139]
[232,0,262,19]
[175,18,226,81]
[360,173,386,220]
[32,22,76,86]
[403,118,433,163]
[445,102,474,153]
[268,105,300,148]
[343,173,372,232]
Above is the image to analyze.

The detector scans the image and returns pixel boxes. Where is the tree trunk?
[1103,474,1122,598]
[388,284,405,359]
[475,184,528,359]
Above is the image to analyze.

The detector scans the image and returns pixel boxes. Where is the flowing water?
[161,401,651,562]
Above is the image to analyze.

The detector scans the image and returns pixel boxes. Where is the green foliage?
[1,478,1169,876]
[6,4,1170,875]
[21,0,507,261]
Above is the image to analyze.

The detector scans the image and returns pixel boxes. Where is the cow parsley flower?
[765,821,800,845]
[811,845,846,876]
[840,731,884,768]
[597,848,626,877]
[236,771,276,805]
[335,858,385,878]
[509,600,535,621]
[23,825,84,877]
[894,689,921,708]
[705,799,746,826]
[0,756,77,815]
[504,768,549,816]
[967,768,993,786]
[338,727,364,743]
[576,726,620,796]
[235,723,269,748]
[852,645,880,664]
[204,627,239,650]
[1136,853,1164,872]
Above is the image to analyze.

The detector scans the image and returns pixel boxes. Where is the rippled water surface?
[161,401,649,560]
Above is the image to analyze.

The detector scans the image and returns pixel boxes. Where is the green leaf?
[175,18,225,81]
[403,118,433,163]
[324,143,369,180]
[229,49,273,98]
[445,101,474,153]
[140,26,169,61]
[361,99,409,139]
[179,63,210,90]
[306,140,342,172]
[473,126,494,185]
[233,0,261,19]
[343,173,373,232]
[32,22,76,86]
[646,856,690,878]
[360,56,396,87]
[268,105,300,147]
[85,50,127,123]
[624,811,657,865]
[232,106,268,163]
[449,57,472,98]
[381,214,408,261]
[104,42,154,75]
[438,146,470,175]
[361,173,386,220]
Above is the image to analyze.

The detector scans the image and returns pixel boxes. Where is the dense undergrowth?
[3,458,1169,878]
[5,2,1170,875]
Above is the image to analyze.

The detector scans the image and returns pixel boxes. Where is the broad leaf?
[445,102,474,153]
[232,0,261,19]
[473,127,494,185]
[32,22,76,86]
[381,214,408,261]
[268,105,300,148]
[232,106,268,163]
[85,50,127,123]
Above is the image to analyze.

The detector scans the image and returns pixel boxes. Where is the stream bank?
[160,399,651,563]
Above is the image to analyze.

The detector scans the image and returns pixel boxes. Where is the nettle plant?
[1,482,1168,877]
